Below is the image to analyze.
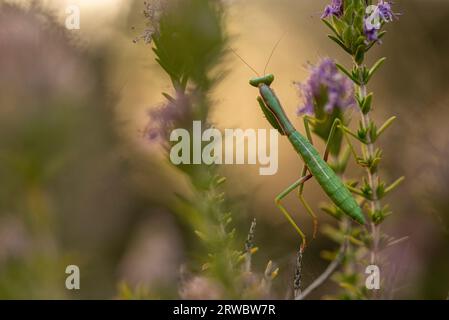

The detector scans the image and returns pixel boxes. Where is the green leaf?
[195,230,207,241]
[346,184,367,198]
[328,35,353,55]
[342,26,353,48]
[361,92,373,114]
[367,57,387,83]
[353,14,364,34]
[162,92,176,102]
[320,204,343,221]
[321,250,338,261]
[322,19,340,38]
[215,176,227,186]
[376,116,396,138]
[354,45,365,65]
[332,147,351,174]
[343,3,354,21]
[155,57,175,78]
[384,176,405,195]
[336,63,360,85]
[332,15,348,35]
[355,35,366,47]
[357,123,369,143]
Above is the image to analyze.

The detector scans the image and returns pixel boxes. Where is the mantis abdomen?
[288,131,365,225]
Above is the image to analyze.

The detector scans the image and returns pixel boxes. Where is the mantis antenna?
[263,32,287,75]
[229,48,260,77]
[230,32,286,76]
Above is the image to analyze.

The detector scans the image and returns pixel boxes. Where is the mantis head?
[249,74,275,87]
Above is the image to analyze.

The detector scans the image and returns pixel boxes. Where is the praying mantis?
[250,73,366,248]
[232,47,366,249]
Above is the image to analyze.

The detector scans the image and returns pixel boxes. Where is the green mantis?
[249,73,366,249]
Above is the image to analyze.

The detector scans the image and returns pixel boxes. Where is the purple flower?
[364,23,379,42]
[321,0,343,19]
[146,91,192,145]
[378,0,397,22]
[363,1,398,43]
[296,58,355,115]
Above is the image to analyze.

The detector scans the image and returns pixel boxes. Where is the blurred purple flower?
[296,58,355,115]
[146,91,192,145]
[321,0,343,19]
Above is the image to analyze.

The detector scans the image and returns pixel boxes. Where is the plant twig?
[296,239,348,300]
[293,248,303,299]
[244,218,257,273]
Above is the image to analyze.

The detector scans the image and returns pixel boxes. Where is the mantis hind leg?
[276,118,358,249]
[275,173,313,250]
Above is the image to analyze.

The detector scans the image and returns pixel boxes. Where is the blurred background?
[0,0,448,299]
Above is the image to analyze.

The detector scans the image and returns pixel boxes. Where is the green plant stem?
[357,79,381,266]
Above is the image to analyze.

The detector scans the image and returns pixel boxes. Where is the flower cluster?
[364,0,398,43]
[297,58,355,115]
[321,0,398,45]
